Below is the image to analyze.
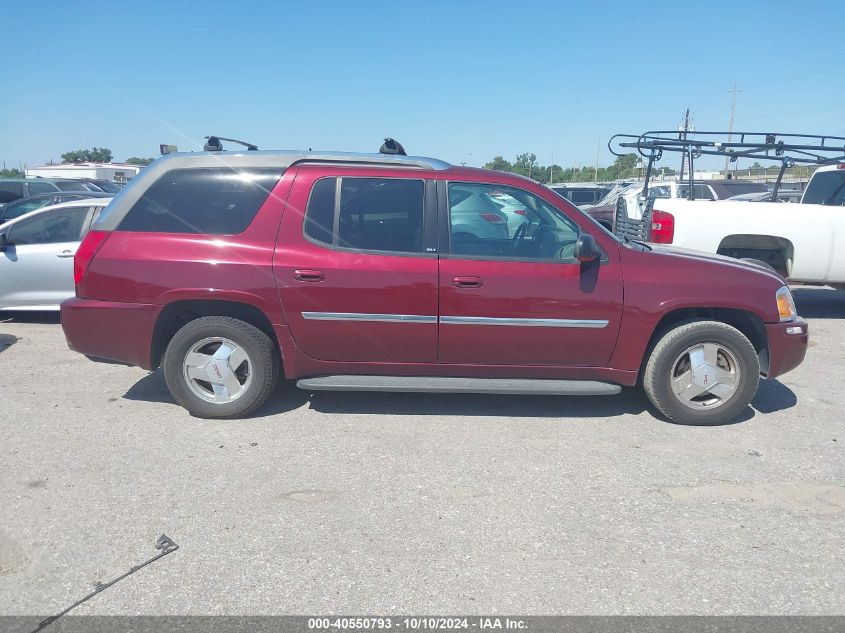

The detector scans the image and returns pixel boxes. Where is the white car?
[0,198,112,310]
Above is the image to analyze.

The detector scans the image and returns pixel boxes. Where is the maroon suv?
[61,149,808,425]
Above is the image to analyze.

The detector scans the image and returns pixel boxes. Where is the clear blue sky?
[2,1,843,171]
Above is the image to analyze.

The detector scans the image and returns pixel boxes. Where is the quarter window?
[448,182,581,261]
[8,207,89,245]
[118,167,283,234]
[304,177,425,254]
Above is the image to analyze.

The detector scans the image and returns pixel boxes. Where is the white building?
[25,162,143,183]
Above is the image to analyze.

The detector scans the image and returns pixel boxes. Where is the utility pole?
[594,141,600,182]
[725,84,738,178]
[550,152,554,184]
[679,108,690,181]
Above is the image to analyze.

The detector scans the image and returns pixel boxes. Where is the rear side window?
[0,181,24,202]
[29,181,59,195]
[304,177,425,254]
[118,167,283,234]
[803,170,845,206]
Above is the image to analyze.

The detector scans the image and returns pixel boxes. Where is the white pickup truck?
[615,163,845,288]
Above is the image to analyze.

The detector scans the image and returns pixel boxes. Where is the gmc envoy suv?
[60,148,808,425]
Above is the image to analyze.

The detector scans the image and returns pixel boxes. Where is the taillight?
[479,213,506,224]
[514,209,528,216]
[74,230,110,286]
[837,163,845,170]
[649,209,675,244]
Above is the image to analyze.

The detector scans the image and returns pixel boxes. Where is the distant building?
[25,162,143,183]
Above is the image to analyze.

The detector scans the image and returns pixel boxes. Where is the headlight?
[776,286,797,321]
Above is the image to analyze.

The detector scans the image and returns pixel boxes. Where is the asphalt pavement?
[0,287,843,615]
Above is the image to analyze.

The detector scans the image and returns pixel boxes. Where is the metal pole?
[679,108,689,181]
[594,142,600,182]
[725,84,737,178]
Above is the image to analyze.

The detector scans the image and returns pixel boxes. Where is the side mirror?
[575,233,600,263]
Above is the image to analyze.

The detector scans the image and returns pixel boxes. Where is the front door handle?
[294,269,326,282]
[56,250,75,258]
[452,276,483,288]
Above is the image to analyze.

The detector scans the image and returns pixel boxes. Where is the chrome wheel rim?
[669,342,741,410]
[182,337,253,404]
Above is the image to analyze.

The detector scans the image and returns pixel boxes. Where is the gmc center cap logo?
[205,360,229,383]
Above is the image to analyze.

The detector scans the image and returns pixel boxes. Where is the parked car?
[597,179,770,222]
[0,198,112,310]
[449,184,512,239]
[0,178,62,207]
[50,179,106,193]
[0,191,112,223]
[548,184,611,207]
[61,149,806,425]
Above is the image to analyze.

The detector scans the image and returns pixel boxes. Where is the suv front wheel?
[163,316,279,419]
[643,321,760,425]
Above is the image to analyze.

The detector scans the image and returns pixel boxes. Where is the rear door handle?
[294,269,326,282]
[452,276,483,288]
[56,250,75,258]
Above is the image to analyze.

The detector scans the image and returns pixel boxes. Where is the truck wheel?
[740,258,778,274]
[643,321,759,425]
[163,316,278,419]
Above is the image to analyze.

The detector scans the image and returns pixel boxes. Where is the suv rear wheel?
[163,316,278,419]
[643,321,759,425]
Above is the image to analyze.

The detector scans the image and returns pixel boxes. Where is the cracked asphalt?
[0,287,843,615]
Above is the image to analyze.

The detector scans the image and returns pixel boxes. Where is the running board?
[296,375,621,396]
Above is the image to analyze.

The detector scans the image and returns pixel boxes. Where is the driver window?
[8,207,89,245]
[448,182,580,262]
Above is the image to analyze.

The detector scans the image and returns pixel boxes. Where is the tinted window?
[1,197,54,222]
[0,182,24,202]
[803,170,845,206]
[449,182,580,261]
[303,178,336,245]
[569,190,596,204]
[54,181,90,192]
[118,167,282,234]
[9,207,89,245]
[681,184,714,200]
[304,177,425,253]
[29,181,59,195]
[90,180,122,193]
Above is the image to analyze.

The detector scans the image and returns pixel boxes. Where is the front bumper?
[764,318,808,379]
[61,298,162,369]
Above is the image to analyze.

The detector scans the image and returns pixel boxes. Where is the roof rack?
[203,136,259,151]
[608,130,845,201]
[610,130,845,165]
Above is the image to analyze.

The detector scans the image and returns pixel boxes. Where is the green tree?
[0,168,24,178]
[125,157,155,166]
[61,147,113,163]
[483,156,513,172]
[609,153,638,178]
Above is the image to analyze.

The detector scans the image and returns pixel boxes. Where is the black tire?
[163,316,278,419]
[643,321,759,425]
